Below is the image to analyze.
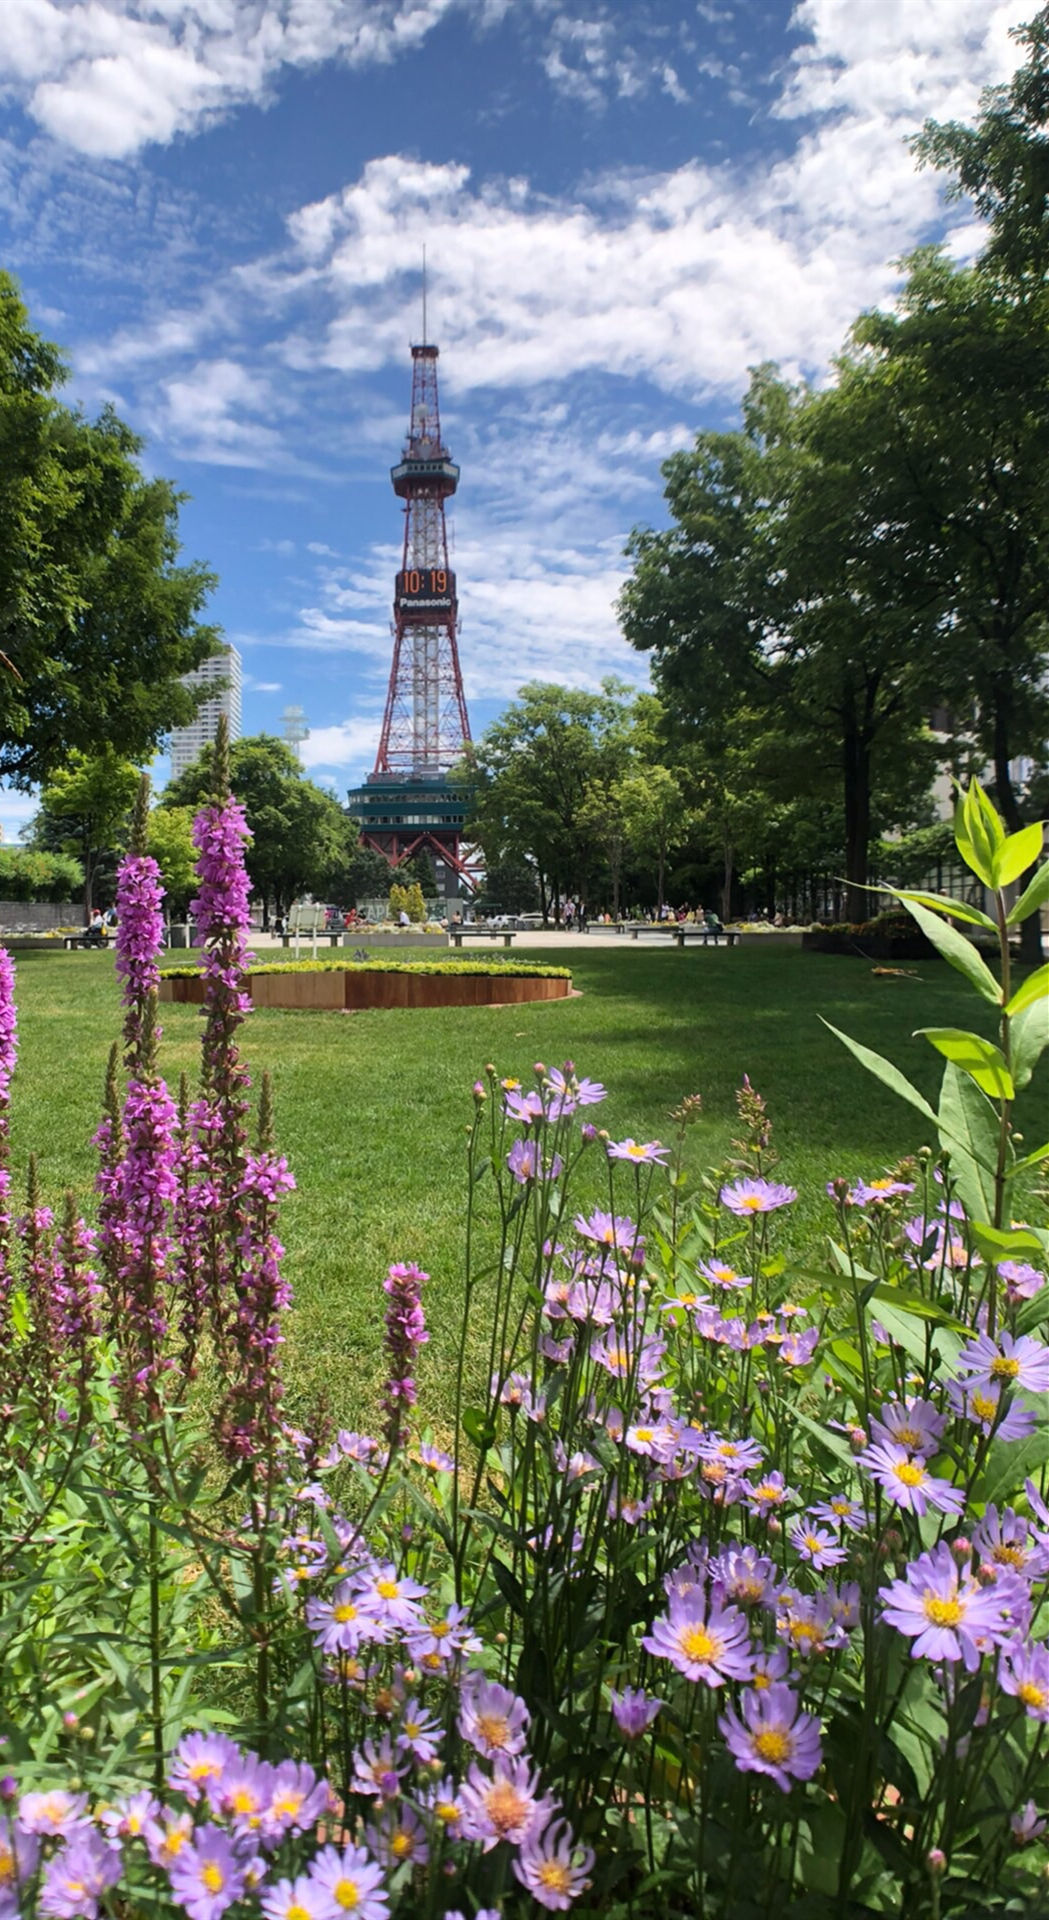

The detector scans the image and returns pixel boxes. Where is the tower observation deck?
[346,340,477,897]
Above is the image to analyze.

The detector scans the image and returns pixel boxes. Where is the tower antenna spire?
[422,245,427,346]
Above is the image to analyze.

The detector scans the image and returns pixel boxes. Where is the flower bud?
[472,1081,486,1101]
[62,1712,79,1732]
[0,1777,17,1803]
[926,1849,947,1878]
[950,1536,972,1560]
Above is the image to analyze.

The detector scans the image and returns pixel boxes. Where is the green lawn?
[8,943,1044,1432]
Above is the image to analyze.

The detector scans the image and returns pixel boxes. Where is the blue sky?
[0,0,1031,833]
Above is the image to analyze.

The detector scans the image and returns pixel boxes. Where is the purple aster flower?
[220,1753,274,1831]
[788,1522,848,1569]
[1012,1801,1047,1845]
[543,1065,606,1118]
[779,1326,819,1366]
[697,1258,751,1291]
[776,1590,846,1660]
[263,1761,330,1838]
[945,1377,1036,1441]
[608,1687,664,1738]
[17,1792,90,1839]
[809,1496,865,1535]
[719,1683,822,1793]
[39,1831,121,1920]
[514,1819,595,1910]
[417,1442,454,1472]
[351,1735,405,1802]
[402,1604,479,1669]
[353,1562,427,1628]
[720,1178,797,1216]
[868,1397,946,1457]
[879,1542,1018,1671]
[0,1815,38,1911]
[167,1824,252,1920]
[999,1641,1049,1720]
[955,1332,1049,1396]
[505,1088,545,1126]
[642,1590,753,1687]
[697,1433,764,1473]
[395,1699,442,1766]
[97,1791,160,1840]
[858,1442,964,1518]
[307,1579,387,1655]
[459,1675,531,1758]
[973,1505,1049,1582]
[745,1471,795,1517]
[710,1544,780,1609]
[261,1876,334,1920]
[849,1177,915,1206]
[573,1209,641,1254]
[167,1735,239,1804]
[607,1138,669,1165]
[459,1758,553,1851]
[999,1260,1045,1304]
[144,1812,194,1871]
[363,1805,428,1871]
[506,1138,563,1184]
[307,1844,389,1920]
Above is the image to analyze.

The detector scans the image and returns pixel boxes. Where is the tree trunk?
[993,699,1044,963]
[656,847,665,914]
[722,841,734,920]
[842,713,872,926]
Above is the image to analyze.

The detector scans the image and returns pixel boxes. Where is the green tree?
[146,806,197,919]
[0,274,218,786]
[38,749,141,916]
[619,365,940,921]
[345,845,397,908]
[468,681,636,923]
[617,765,691,914]
[161,735,357,924]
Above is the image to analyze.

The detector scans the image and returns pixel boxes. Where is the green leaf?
[893,888,995,931]
[966,1220,1046,1266]
[962,780,1005,887]
[462,1407,496,1451]
[1011,996,1049,1092]
[898,898,1001,1005]
[915,1027,1014,1099]
[821,1020,939,1127]
[1005,963,1049,1019]
[937,1061,999,1222]
[1007,857,1049,927]
[993,820,1046,889]
[866,1298,928,1365]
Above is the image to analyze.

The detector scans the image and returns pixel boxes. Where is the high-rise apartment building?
[168,643,243,780]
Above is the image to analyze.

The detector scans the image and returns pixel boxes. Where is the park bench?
[449,928,517,949]
[280,907,342,955]
[279,930,342,948]
[629,923,740,947]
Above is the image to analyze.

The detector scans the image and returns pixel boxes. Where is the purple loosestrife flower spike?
[218,1077,296,1464]
[116,775,166,1074]
[0,947,16,1384]
[381,1261,428,1451]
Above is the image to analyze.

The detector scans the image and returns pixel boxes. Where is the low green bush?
[160,956,573,980]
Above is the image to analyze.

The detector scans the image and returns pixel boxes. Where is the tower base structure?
[346,773,481,900]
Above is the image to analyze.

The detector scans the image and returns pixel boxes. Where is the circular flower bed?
[159,958,573,1011]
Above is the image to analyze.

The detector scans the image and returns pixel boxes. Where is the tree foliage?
[161,735,357,919]
[0,274,218,786]
[38,749,141,916]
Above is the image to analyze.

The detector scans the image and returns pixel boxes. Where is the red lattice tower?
[374,343,471,775]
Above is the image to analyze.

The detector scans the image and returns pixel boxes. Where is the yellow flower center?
[971,1392,998,1422]
[894,1462,925,1488]
[1018,1682,1048,1711]
[201,1864,225,1895]
[923,1596,962,1627]
[803,1534,822,1552]
[288,1905,310,1920]
[870,1179,893,1191]
[334,1880,360,1910]
[164,1831,188,1859]
[333,1603,357,1624]
[390,1830,413,1860]
[752,1671,772,1689]
[753,1729,790,1764]
[894,1427,923,1449]
[680,1626,718,1663]
[435,1800,460,1825]
[992,1544,1026,1569]
[230,1789,258,1814]
[475,1712,511,1749]
[754,1482,781,1502]
[421,1652,442,1671]
[538,1862,574,1894]
[741,1196,764,1211]
[273,1791,303,1818]
[676,1291,698,1306]
[431,1620,451,1639]
[634,1429,653,1444]
[0,1846,14,1885]
[484,1781,530,1836]
[990,1355,1020,1380]
[376,1579,399,1600]
[188,1761,219,1781]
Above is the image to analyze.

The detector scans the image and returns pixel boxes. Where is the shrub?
[0,775,1046,1919]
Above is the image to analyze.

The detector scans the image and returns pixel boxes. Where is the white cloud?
[300,715,387,775]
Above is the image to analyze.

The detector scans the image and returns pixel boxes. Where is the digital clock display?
[396,568,456,611]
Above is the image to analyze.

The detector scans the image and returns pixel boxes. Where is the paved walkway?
[248,928,722,953]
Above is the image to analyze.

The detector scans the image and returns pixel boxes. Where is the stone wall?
[0,901,79,932]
